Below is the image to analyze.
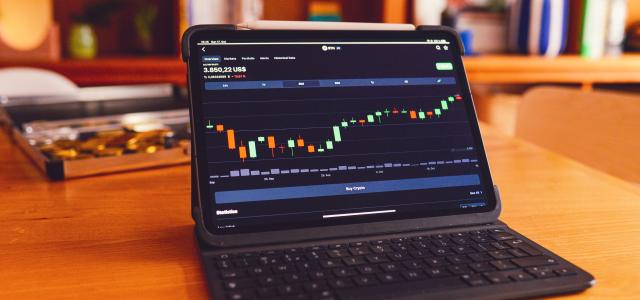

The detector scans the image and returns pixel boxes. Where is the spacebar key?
[336,277,466,300]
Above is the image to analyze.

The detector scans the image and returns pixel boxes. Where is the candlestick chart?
[205,94,465,163]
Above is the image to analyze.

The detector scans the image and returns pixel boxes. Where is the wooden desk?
[1,124,639,299]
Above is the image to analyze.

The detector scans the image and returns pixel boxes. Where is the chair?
[0,67,77,97]
[515,86,640,184]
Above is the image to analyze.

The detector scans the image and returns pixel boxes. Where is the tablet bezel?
[183,26,500,248]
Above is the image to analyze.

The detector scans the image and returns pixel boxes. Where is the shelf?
[463,54,640,86]
[2,54,640,88]
[0,56,186,87]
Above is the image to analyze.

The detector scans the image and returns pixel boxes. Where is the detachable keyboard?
[201,226,592,300]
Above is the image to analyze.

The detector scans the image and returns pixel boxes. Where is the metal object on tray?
[0,84,191,180]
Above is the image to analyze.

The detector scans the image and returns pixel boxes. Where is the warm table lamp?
[0,0,60,61]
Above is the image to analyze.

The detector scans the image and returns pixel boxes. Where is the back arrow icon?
[202,47,206,52]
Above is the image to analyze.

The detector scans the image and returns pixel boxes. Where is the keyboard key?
[468,253,493,262]
[285,294,308,300]
[490,260,518,270]
[424,257,448,267]
[333,267,357,277]
[349,247,371,256]
[366,254,388,263]
[401,270,426,280]
[388,252,409,261]
[273,264,294,273]
[411,236,429,241]
[224,279,254,290]
[472,243,494,252]
[258,256,280,265]
[370,245,392,254]
[309,270,332,280]
[431,239,452,247]
[329,244,347,250]
[284,273,307,283]
[526,266,556,278]
[451,237,471,245]
[258,275,281,286]
[488,250,513,260]
[320,259,343,268]
[357,265,380,274]
[263,250,283,256]
[430,247,452,256]
[483,272,511,284]
[306,251,325,260]
[306,245,325,251]
[327,249,350,258]
[447,255,471,265]
[369,239,388,245]
[507,248,529,258]
[283,254,304,263]
[470,235,491,243]
[409,250,430,258]
[216,253,232,260]
[391,243,411,252]
[554,268,577,276]
[490,242,510,250]
[312,290,333,299]
[257,287,278,297]
[469,262,495,273]
[328,278,354,289]
[452,245,475,254]
[297,261,319,272]
[218,260,233,269]
[379,262,402,272]
[504,239,526,247]
[509,271,534,281]
[233,259,253,268]
[518,245,542,256]
[448,265,473,275]
[226,291,254,300]
[490,232,516,241]
[391,237,409,243]
[220,269,246,279]
[403,259,423,269]
[248,266,267,276]
[424,267,449,278]
[303,281,327,292]
[412,241,430,250]
[377,272,403,283]
[278,284,302,295]
[461,274,489,286]
[353,275,378,286]
[512,256,558,268]
[450,232,468,238]
[343,256,367,266]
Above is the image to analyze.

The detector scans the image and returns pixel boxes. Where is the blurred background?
[1,0,639,184]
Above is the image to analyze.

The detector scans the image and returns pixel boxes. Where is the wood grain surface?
[1,124,639,299]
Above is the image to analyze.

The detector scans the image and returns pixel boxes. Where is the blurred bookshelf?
[1,0,639,88]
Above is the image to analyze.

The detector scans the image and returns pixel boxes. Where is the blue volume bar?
[215,174,480,204]
[205,77,456,91]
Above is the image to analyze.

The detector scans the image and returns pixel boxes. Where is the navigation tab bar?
[205,77,456,91]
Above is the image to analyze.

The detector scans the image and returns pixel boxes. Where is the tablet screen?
[188,30,496,234]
